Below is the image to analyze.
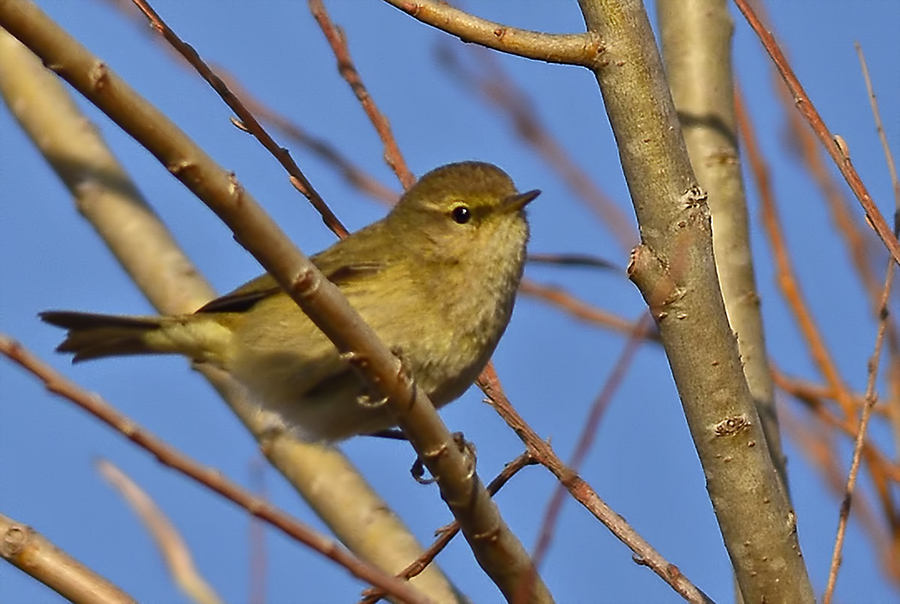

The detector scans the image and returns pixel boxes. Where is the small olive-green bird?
[41,162,539,441]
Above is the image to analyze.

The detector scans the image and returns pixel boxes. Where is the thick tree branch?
[0,512,136,604]
[576,0,814,601]
[657,0,788,490]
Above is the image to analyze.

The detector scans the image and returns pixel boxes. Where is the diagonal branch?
[733,0,900,267]
[130,0,349,238]
[310,0,414,190]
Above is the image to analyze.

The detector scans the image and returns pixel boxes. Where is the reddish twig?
[476,364,713,604]
[309,0,415,190]
[856,41,900,479]
[733,0,900,266]
[772,369,887,418]
[0,335,429,604]
[97,460,223,604]
[735,87,858,421]
[103,0,400,207]
[219,71,401,206]
[130,0,349,237]
[519,279,659,341]
[531,315,652,569]
[824,264,897,601]
[824,45,900,603]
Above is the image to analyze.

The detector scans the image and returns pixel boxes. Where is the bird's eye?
[451,205,471,224]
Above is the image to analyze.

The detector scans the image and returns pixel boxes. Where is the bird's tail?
[41,311,176,363]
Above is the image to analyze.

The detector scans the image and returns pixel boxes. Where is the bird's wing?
[194,258,385,315]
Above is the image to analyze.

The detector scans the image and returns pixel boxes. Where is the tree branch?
[576,0,813,600]
[382,0,603,66]
[0,512,136,604]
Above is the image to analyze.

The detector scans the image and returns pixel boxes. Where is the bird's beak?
[504,189,541,212]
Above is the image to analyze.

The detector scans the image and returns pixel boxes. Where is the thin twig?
[477,364,713,604]
[309,0,415,190]
[360,452,538,604]
[823,45,900,603]
[735,87,859,421]
[824,259,896,603]
[102,0,400,206]
[526,253,619,271]
[130,0,349,237]
[97,460,223,604]
[772,369,887,418]
[0,336,430,604]
[531,315,652,569]
[733,0,900,266]
[219,71,401,205]
[856,40,900,478]
[519,279,659,341]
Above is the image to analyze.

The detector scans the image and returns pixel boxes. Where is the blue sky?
[1,1,899,602]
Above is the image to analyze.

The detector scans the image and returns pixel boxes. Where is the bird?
[41,161,539,442]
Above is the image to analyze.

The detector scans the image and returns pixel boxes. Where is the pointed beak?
[504,189,541,212]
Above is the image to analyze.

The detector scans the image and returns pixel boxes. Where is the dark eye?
[451,205,471,224]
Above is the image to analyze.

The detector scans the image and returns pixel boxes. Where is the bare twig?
[309,0,415,190]
[733,0,900,266]
[531,315,651,569]
[519,280,659,341]
[101,0,400,206]
[824,45,900,603]
[97,460,223,604]
[130,0,349,237]
[0,336,430,604]
[477,364,713,604]
[217,72,400,205]
[773,369,886,418]
[526,253,619,271]
[856,41,900,470]
[824,262,896,602]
